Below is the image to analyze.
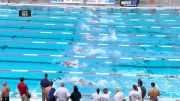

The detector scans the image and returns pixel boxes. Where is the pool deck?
[11,98,90,101]
[0,0,180,8]
[10,98,180,101]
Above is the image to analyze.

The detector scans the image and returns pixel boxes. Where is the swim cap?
[2,82,7,86]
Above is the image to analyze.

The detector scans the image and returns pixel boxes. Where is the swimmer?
[98,34,116,41]
[78,79,93,85]
[87,19,98,24]
[85,34,96,40]
[63,60,87,68]
[69,77,93,86]
[86,48,106,55]
[63,60,78,68]
[73,46,85,54]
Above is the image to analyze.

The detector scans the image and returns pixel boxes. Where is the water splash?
[109,29,117,41]
[81,23,90,31]
[98,29,117,41]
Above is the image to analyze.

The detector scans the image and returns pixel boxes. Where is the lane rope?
[0,53,180,61]
[0,40,179,49]
[0,17,179,23]
[1,30,180,38]
[0,21,180,29]
[0,69,180,78]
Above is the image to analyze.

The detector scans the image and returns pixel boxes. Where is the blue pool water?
[0,5,180,99]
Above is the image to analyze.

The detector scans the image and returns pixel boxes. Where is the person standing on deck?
[45,81,56,101]
[148,82,160,101]
[92,88,101,101]
[138,79,146,100]
[1,82,10,101]
[40,73,50,101]
[18,77,29,101]
[70,85,81,101]
[54,82,70,101]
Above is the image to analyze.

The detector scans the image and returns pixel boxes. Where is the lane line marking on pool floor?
[0,40,179,49]
[1,30,179,38]
[0,53,180,62]
[0,69,180,79]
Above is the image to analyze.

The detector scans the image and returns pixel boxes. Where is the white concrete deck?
[0,0,180,7]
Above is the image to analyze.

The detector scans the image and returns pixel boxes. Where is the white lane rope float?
[0,40,179,49]
[0,53,180,62]
[1,30,180,38]
[0,69,180,78]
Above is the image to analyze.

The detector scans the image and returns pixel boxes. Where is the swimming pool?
[0,4,180,100]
